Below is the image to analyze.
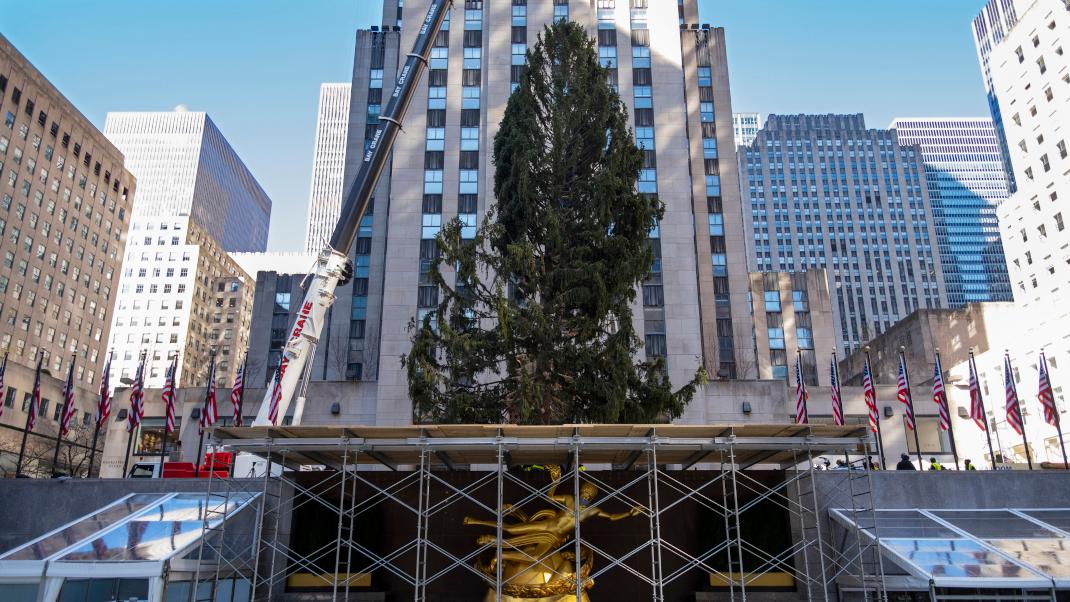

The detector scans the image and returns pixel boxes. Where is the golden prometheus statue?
[464,465,644,601]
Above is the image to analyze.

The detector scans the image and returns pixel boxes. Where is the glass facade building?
[891,118,1012,306]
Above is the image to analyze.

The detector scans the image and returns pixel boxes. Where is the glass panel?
[0,584,39,602]
[2,494,164,560]
[116,579,149,600]
[932,510,1063,540]
[987,539,1070,578]
[884,538,1040,579]
[1023,509,1070,534]
[58,493,254,562]
[869,510,958,539]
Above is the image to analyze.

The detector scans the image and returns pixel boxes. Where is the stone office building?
[0,34,136,473]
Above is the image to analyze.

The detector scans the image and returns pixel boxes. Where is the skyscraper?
[104,111,271,252]
[0,34,136,449]
[972,0,1025,192]
[304,83,352,254]
[104,110,270,390]
[249,0,758,424]
[974,0,1070,371]
[740,114,947,354]
[890,118,1012,306]
[733,112,762,148]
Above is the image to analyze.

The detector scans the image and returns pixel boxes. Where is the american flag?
[968,353,987,431]
[27,354,42,433]
[200,355,218,433]
[830,356,844,426]
[932,354,950,431]
[1005,353,1024,435]
[162,356,177,434]
[1039,352,1059,427]
[230,356,245,427]
[59,358,76,437]
[0,353,6,419]
[795,355,809,424]
[862,356,879,433]
[97,351,112,427]
[127,355,145,433]
[268,361,286,425]
[897,353,916,431]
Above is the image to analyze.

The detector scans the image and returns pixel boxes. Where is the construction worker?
[895,453,916,471]
[928,457,945,471]
[964,458,977,471]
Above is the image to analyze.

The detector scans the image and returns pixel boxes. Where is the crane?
[252,0,453,427]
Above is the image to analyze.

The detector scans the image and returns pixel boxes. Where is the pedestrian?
[896,453,916,471]
[928,457,944,471]
[834,459,848,470]
[864,456,879,471]
[964,458,977,471]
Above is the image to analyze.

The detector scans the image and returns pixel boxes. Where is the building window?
[905,417,951,454]
[135,417,182,456]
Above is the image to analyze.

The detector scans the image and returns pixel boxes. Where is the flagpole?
[237,353,248,426]
[901,348,924,469]
[88,350,112,478]
[864,347,887,470]
[1040,351,1069,469]
[15,352,44,477]
[970,350,998,470]
[935,349,960,469]
[195,350,216,478]
[158,356,173,479]
[122,350,146,479]
[1007,352,1034,470]
[51,354,76,477]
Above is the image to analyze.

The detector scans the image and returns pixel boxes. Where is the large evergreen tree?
[403,21,705,425]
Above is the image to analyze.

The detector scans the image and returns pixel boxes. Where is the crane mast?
[253,0,453,427]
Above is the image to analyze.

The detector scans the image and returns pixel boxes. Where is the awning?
[0,491,259,581]
[831,508,1070,590]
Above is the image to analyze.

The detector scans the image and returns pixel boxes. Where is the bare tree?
[327,326,352,381]
[734,322,760,380]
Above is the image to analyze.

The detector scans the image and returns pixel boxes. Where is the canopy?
[831,508,1070,590]
[0,491,258,602]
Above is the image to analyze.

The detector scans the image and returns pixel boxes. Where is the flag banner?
[127,356,145,433]
[60,360,76,437]
[28,356,42,433]
[163,356,177,434]
[830,356,844,426]
[862,357,879,433]
[932,355,950,431]
[230,359,245,427]
[97,352,112,427]
[268,363,284,425]
[0,354,6,419]
[1039,352,1059,427]
[200,356,218,433]
[1005,354,1024,436]
[968,354,987,431]
[897,354,916,431]
[795,356,809,424]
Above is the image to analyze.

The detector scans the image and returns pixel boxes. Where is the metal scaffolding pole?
[572,442,584,601]
[331,441,349,601]
[646,441,664,601]
[495,439,504,602]
[728,441,747,602]
[343,448,360,601]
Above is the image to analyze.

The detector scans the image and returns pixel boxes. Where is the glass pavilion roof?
[0,492,257,578]
[832,508,1070,589]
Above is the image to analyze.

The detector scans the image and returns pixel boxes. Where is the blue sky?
[3,1,989,252]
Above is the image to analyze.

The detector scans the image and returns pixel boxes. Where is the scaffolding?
[193,424,885,602]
